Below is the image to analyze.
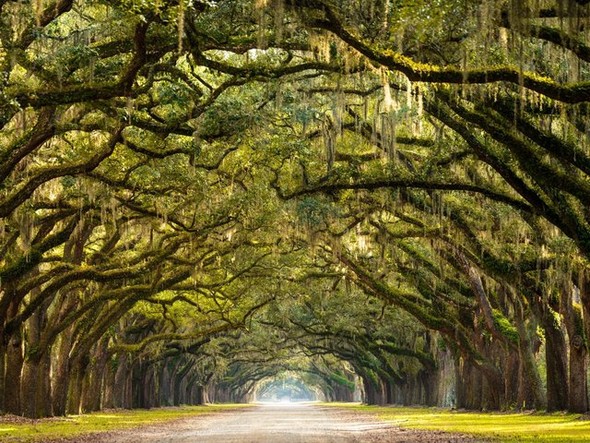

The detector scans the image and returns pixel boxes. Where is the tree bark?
[82,339,109,413]
[21,356,43,418]
[101,357,115,409]
[21,293,51,418]
[0,341,5,412]
[515,307,545,410]
[362,375,385,405]
[542,310,569,411]
[111,353,128,408]
[39,352,52,416]
[52,327,74,416]
[580,272,590,359]
[143,365,156,409]
[4,333,23,415]
[568,333,589,412]
[67,355,89,415]
[20,353,53,418]
[562,285,589,413]
[4,300,23,415]
[458,358,483,410]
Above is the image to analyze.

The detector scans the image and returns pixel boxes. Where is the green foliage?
[328,371,356,390]
[492,309,519,345]
[197,95,256,139]
[154,81,193,108]
[296,197,337,228]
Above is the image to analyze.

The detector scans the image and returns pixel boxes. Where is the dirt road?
[89,402,488,443]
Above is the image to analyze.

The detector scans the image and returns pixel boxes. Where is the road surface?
[91,402,487,442]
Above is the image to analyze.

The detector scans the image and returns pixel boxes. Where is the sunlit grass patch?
[325,403,590,442]
[0,404,250,442]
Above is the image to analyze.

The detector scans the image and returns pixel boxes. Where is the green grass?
[325,403,590,442]
[0,404,250,442]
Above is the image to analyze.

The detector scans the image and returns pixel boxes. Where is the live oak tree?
[269,0,590,411]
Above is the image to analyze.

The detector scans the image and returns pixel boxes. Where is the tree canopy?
[1,0,590,418]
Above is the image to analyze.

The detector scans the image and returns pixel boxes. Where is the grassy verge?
[0,404,250,442]
[325,403,590,442]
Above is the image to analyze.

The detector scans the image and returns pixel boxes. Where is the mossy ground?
[0,404,250,442]
[326,403,590,442]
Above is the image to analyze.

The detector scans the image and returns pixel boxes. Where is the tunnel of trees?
[1,0,590,418]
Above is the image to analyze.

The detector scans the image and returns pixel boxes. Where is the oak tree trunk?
[4,325,23,415]
[543,312,569,411]
[52,328,74,416]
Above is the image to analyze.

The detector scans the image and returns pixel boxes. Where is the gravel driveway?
[84,403,488,443]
